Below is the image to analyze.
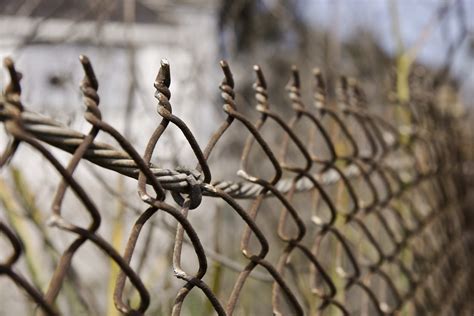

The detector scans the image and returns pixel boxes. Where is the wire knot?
[171,168,202,210]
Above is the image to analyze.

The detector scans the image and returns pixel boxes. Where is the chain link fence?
[0,54,473,315]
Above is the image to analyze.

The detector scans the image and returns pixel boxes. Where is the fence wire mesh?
[0,55,473,316]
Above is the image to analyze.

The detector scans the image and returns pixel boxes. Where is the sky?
[298,0,473,99]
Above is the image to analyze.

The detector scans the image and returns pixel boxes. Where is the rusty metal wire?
[0,55,473,316]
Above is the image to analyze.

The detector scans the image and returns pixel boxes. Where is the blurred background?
[0,0,473,315]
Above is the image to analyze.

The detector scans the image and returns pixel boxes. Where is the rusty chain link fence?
[0,54,473,316]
